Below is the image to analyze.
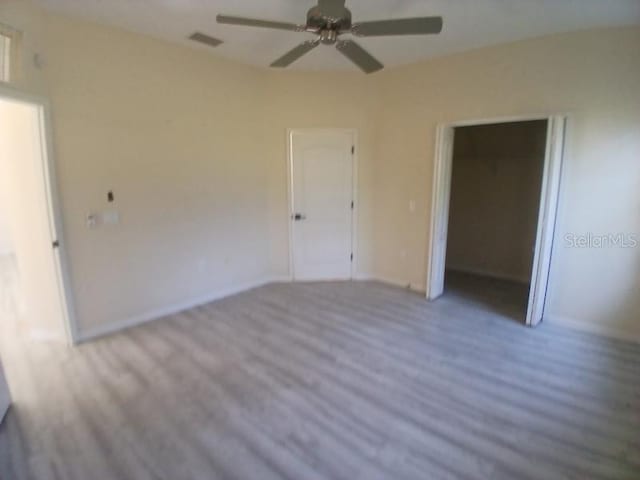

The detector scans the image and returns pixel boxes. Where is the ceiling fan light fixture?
[216,0,443,74]
[319,29,338,45]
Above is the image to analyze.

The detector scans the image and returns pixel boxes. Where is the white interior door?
[290,130,354,281]
[526,116,566,326]
[0,97,71,342]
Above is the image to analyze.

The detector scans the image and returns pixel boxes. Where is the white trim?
[28,329,67,343]
[445,266,530,285]
[368,274,425,293]
[425,113,567,327]
[525,116,566,326]
[286,128,358,281]
[286,129,295,281]
[441,113,563,128]
[350,132,359,280]
[0,23,19,84]
[0,84,79,345]
[352,272,374,281]
[545,314,640,345]
[79,273,418,342]
[75,273,640,345]
[425,124,454,300]
[78,275,286,342]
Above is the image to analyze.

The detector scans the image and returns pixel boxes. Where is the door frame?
[286,128,358,281]
[425,114,567,327]
[0,84,79,344]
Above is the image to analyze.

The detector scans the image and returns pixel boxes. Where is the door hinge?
[351,145,355,155]
[52,240,60,249]
[350,253,353,261]
[351,201,354,209]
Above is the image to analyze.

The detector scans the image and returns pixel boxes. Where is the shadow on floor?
[443,270,530,324]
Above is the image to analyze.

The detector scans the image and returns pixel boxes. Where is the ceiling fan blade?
[216,14,303,32]
[335,40,383,74]
[351,17,443,37]
[271,40,320,68]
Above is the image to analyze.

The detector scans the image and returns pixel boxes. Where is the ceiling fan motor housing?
[307,0,352,40]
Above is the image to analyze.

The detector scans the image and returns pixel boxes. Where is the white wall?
[446,121,547,283]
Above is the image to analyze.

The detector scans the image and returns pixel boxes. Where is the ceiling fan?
[216,0,443,74]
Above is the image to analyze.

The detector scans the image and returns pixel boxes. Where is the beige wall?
[373,27,640,338]
[45,14,275,335]
[2,2,639,340]
[0,3,378,337]
[0,98,66,340]
[446,121,546,283]
[262,71,378,279]
[0,3,275,336]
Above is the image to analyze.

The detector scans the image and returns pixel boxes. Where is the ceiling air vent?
[188,32,223,48]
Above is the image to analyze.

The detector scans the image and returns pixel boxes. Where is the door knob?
[293,213,307,221]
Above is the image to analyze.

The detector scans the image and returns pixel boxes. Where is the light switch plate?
[102,210,120,225]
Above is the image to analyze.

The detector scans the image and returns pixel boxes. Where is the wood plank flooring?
[0,266,639,479]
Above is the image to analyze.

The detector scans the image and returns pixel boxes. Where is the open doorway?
[445,120,546,322]
[426,116,566,326]
[0,89,77,419]
[0,89,76,349]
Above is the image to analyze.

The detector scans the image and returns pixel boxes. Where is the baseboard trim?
[77,276,283,343]
[28,329,65,343]
[446,266,530,285]
[77,273,427,342]
[368,274,425,293]
[265,275,292,284]
[544,314,640,344]
[75,274,640,346]
[352,272,374,281]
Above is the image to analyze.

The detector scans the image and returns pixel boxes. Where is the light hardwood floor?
[0,262,639,479]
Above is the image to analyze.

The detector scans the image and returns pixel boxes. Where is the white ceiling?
[33,0,640,72]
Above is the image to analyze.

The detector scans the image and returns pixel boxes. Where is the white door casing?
[426,125,454,300]
[426,115,566,327]
[289,130,354,281]
[526,116,566,326]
